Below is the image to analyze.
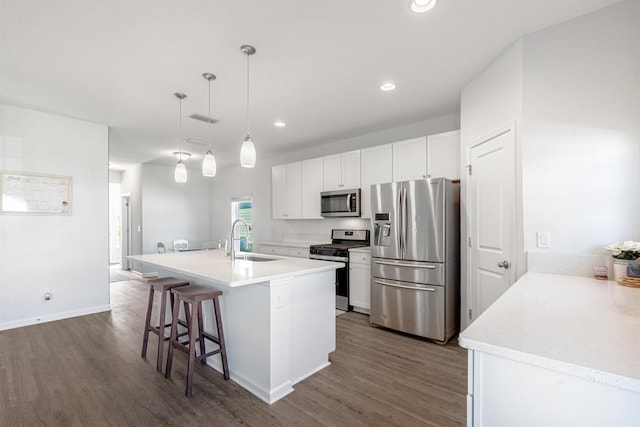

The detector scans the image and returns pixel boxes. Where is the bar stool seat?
[165,284,229,397]
[141,277,190,372]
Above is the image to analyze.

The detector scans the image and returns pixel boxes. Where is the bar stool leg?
[164,293,181,379]
[212,296,230,380]
[185,301,199,397]
[141,286,155,358]
[197,301,206,365]
[155,289,168,372]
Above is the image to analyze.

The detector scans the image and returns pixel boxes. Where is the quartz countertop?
[459,272,640,392]
[128,250,342,288]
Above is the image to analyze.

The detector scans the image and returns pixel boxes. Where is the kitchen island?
[128,250,343,404]
[459,272,640,427]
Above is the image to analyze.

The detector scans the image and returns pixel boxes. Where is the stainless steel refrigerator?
[370,178,459,343]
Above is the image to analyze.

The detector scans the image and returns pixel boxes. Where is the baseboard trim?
[0,304,112,331]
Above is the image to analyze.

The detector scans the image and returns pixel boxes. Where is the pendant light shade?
[175,160,188,183]
[174,92,188,183]
[240,45,257,168]
[202,73,217,177]
[202,149,217,176]
[240,135,256,168]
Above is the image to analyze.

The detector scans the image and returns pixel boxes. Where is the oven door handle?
[373,280,436,292]
[309,254,348,262]
[374,260,436,269]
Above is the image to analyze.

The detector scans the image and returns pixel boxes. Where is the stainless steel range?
[309,229,370,311]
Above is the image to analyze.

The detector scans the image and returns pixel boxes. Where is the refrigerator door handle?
[398,186,404,256]
[402,186,408,258]
[374,279,436,292]
[374,260,436,269]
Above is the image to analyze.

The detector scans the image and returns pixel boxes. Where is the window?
[231,196,253,252]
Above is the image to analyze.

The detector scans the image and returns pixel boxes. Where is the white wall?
[121,163,142,271]
[141,163,210,253]
[460,41,524,329]
[209,114,460,245]
[459,0,640,329]
[0,105,110,330]
[522,0,640,253]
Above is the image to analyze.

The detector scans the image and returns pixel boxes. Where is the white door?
[469,127,516,319]
[120,194,132,270]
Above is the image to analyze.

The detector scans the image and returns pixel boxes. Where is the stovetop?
[309,229,370,258]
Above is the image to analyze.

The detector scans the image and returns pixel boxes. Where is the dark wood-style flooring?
[0,277,467,426]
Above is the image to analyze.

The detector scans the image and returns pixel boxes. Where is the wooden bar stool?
[141,277,190,372]
[165,284,229,397]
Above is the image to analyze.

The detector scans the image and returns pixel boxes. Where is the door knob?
[498,260,510,269]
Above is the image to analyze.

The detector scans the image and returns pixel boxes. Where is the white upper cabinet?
[301,157,324,219]
[323,150,361,191]
[361,144,393,219]
[271,162,302,219]
[427,130,460,180]
[392,137,427,182]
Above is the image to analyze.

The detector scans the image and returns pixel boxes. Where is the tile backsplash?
[527,251,611,278]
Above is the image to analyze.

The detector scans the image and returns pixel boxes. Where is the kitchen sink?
[236,256,278,262]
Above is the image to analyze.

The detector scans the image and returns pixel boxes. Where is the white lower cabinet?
[349,250,371,313]
[260,244,309,258]
[467,350,640,427]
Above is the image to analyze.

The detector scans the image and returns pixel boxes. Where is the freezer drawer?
[370,278,445,341]
[371,257,445,286]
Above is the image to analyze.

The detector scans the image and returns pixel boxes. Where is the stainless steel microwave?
[321,189,361,217]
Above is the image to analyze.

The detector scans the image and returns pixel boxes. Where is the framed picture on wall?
[0,170,72,215]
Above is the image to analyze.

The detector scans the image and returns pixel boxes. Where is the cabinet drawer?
[260,245,290,256]
[289,248,310,258]
[349,252,370,265]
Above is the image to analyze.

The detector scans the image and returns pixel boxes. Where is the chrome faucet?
[228,219,252,261]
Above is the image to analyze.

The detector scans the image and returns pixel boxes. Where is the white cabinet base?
[467,350,640,427]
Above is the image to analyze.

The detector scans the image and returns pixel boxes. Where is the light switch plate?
[536,231,551,248]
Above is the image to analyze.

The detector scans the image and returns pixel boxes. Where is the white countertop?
[459,272,640,392]
[128,250,343,288]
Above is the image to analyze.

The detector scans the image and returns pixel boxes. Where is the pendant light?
[240,45,257,168]
[202,73,217,177]
[174,93,188,183]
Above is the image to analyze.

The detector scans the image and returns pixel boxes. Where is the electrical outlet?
[536,232,551,249]
[44,288,53,301]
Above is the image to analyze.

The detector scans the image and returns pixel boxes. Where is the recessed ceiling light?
[380,82,396,92]
[410,0,437,13]
[274,121,286,127]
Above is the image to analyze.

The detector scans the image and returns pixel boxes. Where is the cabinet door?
[341,150,361,189]
[427,130,460,179]
[349,264,371,311]
[272,165,287,219]
[286,162,302,219]
[301,157,324,219]
[323,154,343,191]
[393,137,427,182]
[361,144,392,218]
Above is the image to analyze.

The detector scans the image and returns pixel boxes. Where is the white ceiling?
[1,0,621,171]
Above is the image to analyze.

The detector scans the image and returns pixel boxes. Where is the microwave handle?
[347,194,351,212]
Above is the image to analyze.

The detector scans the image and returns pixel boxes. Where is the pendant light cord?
[208,78,212,149]
[179,96,182,155]
[246,52,250,135]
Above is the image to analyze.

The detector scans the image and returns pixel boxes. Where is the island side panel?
[209,282,277,402]
[472,352,640,427]
[289,269,336,384]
